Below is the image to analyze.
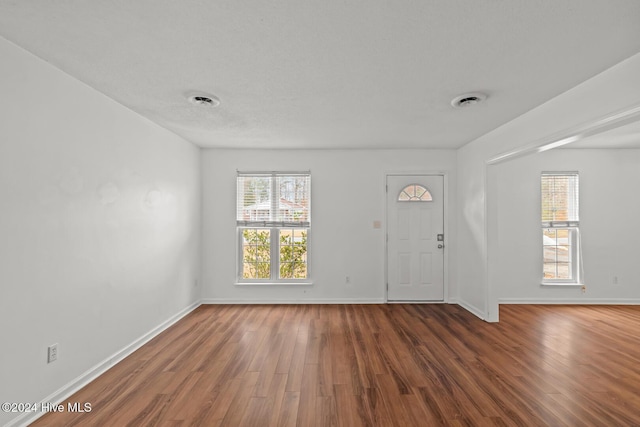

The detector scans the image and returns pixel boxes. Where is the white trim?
[457,299,486,320]
[387,300,445,304]
[202,299,472,305]
[499,298,640,305]
[484,160,491,322]
[383,172,389,301]
[201,298,385,304]
[385,170,451,176]
[540,282,583,287]
[443,173,450,306]
[486,102,640,165]
[6,302,201,427]
[234,282,313,286]
[237,170,311,176]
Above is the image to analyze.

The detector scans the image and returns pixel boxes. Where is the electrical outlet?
[48,344,58,363]
[613,276,618,285]
[345,276,351,284]
[581,285,586,293]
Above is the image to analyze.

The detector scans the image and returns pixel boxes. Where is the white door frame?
[384,171,449,303]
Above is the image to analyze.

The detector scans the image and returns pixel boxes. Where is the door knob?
[438,244,444,249]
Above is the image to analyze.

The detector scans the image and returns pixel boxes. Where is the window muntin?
[398,184,433,202]
[541,173,580,283]
[237,172,310,283]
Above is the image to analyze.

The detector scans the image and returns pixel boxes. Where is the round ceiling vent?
[451,92,487,108]
[187,93,220,107]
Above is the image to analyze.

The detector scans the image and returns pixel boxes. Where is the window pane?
[238,176,272,222]
[397,184,433,202]
[543,229,557,245]
[277,176,310,222]
[556,246,570,263]
[279,229,308,279]
[556,263,571,279]
[542,229,574,280]
[543,263,558,279]
[242,229,271,279]
[543,247,558,263]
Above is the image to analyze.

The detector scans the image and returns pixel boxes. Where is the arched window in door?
[397,184,433,202]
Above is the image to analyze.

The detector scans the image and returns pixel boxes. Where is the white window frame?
[541,172,581,285]
[236,171,311,285]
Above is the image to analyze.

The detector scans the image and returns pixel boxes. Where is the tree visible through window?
[237,172,310,282]
[541,172,580,283]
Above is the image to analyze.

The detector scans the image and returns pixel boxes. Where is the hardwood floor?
[31,304,640,426]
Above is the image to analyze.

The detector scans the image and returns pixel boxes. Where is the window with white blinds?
[236,172,311,227]
[541,172,581,283]
[541,173,579,227]
[236,171,311,283]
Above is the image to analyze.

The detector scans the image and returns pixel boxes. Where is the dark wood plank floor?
[31,304,640,426]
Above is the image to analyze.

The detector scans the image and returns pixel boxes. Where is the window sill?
[541,282,584,287]
[235,282,313,286]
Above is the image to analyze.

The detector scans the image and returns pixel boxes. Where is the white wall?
[0,38,201,426]
[489,149,640,302]
[457,52,640,321]
[202,149,456,303]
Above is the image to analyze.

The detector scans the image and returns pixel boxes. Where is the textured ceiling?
[1,1,639,149]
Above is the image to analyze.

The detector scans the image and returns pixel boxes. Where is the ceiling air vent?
[451,92,487,108]
[187,93,220,107]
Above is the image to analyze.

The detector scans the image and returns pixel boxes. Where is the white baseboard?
[456,299,486,320]
[6,301,201,427]
[200,298,385,304]
[499,298,640,305]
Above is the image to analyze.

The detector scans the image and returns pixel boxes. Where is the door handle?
[438,244,444,249]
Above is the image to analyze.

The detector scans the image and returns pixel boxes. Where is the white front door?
[387,175,444,301]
